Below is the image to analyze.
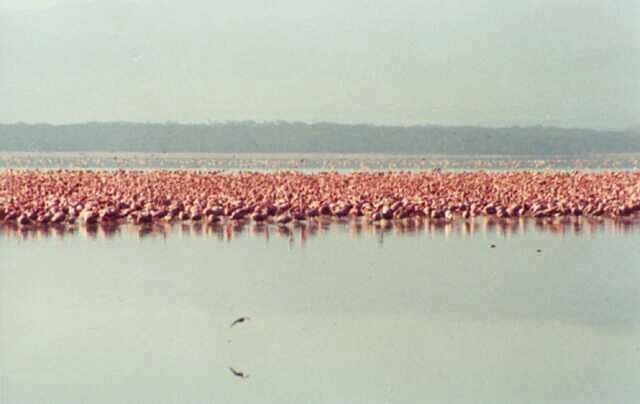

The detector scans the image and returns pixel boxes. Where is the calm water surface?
[2,152,640,172]
[1,219,639,404]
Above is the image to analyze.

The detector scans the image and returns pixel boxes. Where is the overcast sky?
[0,0,638,129]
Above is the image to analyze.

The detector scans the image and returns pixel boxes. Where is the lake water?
[2,151,640,172]
[1,217,639,404]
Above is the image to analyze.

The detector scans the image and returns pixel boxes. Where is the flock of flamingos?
[1,170,639,229]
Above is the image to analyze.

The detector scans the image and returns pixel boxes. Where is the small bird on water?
[229,367,249,379]
[230,316,250,328]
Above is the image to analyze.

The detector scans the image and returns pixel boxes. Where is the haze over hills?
[1,122,639,156]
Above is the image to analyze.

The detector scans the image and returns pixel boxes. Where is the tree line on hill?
[1,121,639,155]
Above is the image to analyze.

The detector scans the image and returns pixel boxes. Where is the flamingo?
[0,170,638,230]
[229,367,249,379]
[230,317,250,328]
[275,214,292,225]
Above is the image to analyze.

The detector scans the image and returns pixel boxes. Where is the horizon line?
[0,120,632,133]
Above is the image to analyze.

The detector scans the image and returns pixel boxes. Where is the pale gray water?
[2,152,640,172]
[1,218,639,404]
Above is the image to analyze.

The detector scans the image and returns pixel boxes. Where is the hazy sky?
[1,0,638,129]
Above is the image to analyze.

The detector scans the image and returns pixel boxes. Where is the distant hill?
[1,122,639,155]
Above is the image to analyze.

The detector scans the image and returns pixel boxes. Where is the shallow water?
[2,151,640,172]
[1,219,639,404]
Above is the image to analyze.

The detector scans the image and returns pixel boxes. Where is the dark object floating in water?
[490,244,496,248]
[230,316,250,328]
[229,366,249,379]
[537,249,542,253]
